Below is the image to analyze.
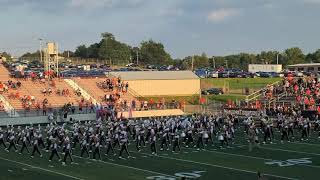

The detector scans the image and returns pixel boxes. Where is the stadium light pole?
[212,56,216,69]
[136,50,139,65]
[191,55,194,71]
[39,38,43,64]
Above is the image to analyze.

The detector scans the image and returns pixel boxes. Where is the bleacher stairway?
[0,61,19,117]
[64,78,98,104]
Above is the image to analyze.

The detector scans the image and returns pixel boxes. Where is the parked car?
[99,64,111,69]
[210,71,219,78]
[259,72,271,78]
[269,72,280,77]
[218,72,228,78]
[126,63,138,67]
[201,88,224,95]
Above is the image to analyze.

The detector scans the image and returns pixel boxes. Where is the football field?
[0,127,319,180]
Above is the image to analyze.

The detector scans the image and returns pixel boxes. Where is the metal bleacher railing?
[0,105,96,118]
[245,80,282,103]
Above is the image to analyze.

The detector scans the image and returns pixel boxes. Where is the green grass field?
[206,94,246,102]
[201,77,281,90]
[0,125,319,180]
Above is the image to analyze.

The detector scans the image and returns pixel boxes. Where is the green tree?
[74,45,88,58]
[284,47,305,65]
[87,43,100,58]
[257,51,278,64]
[139,40,172,65]
[98,32,131,64]
[131,47,140,64]
[193,53,209,69]
[0,52,12,61]
[306,49,320,63]
[21,51,41,58]
[60,50,75,58]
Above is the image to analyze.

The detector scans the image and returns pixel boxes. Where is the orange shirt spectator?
[306,89,311,96]
[304,97,310,105]
[317,106,320,114]
[294,84,299,92]
[310,97,315,105]
[149,98,154,105]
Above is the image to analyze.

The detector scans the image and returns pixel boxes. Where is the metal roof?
[287,63,320,67]
[108,71,199,80]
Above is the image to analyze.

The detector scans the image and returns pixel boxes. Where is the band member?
[150,129,157,155]
[263,125,273,144]
[185,127,194,148]
[72,129,80,149]
[7,132,18,152]
[19,134,30,154]
[80,138,90,158]
[119,131,130,159]
[218,132,225,148]
[281,123,289,142]
[301,122,309,141]
[196,128,204,150]
[0,128,7,149]
[62,138,73,165]
[46,134,54,152]
[105,131,116,156]
[172,130,181,153]
[248,126,259,152]
[49,138,61,162]
[31,134,42,158]
[160,128,169,151]
[92,135,102,160]
[38,132,45,149]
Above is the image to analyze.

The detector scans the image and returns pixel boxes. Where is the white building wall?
[248,64,282,73]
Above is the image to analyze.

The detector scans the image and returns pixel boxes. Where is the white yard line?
[73,155,175,178]
[132,151,298,180]
[289,141,320,147]
[197,148,320,169]
[11,143,174,179]
[260,147,320,156]
[0,156,84,180]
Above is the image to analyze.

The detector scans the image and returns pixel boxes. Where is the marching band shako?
[203,132,209,138]
[218,135,224,141]
[181,132,186,137]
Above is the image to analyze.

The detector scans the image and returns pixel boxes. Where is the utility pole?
[276,53,279,64]
[191,56,194,71]
[212,56,216,69]
[225,59,228,69]
[39,38,43,63]
[136,50,139,65]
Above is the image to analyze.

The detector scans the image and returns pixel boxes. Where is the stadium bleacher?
[0,62,82,111]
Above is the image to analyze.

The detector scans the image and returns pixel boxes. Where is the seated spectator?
[125,82,129,92]
[143,100,148,110]
[16,81,21,88]
[51,80,56,88]
[76,89,81,96]
[42,88,47,95]
[56,89,61,95]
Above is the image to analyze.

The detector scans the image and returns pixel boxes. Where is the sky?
[0,0,320,58]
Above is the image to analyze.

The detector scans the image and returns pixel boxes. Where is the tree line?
[12,32,320,70]
[73,32,172,66]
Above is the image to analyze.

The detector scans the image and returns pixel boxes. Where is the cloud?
[68,0,145,9]
[303,0,320,4]
[207,8,239,22]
